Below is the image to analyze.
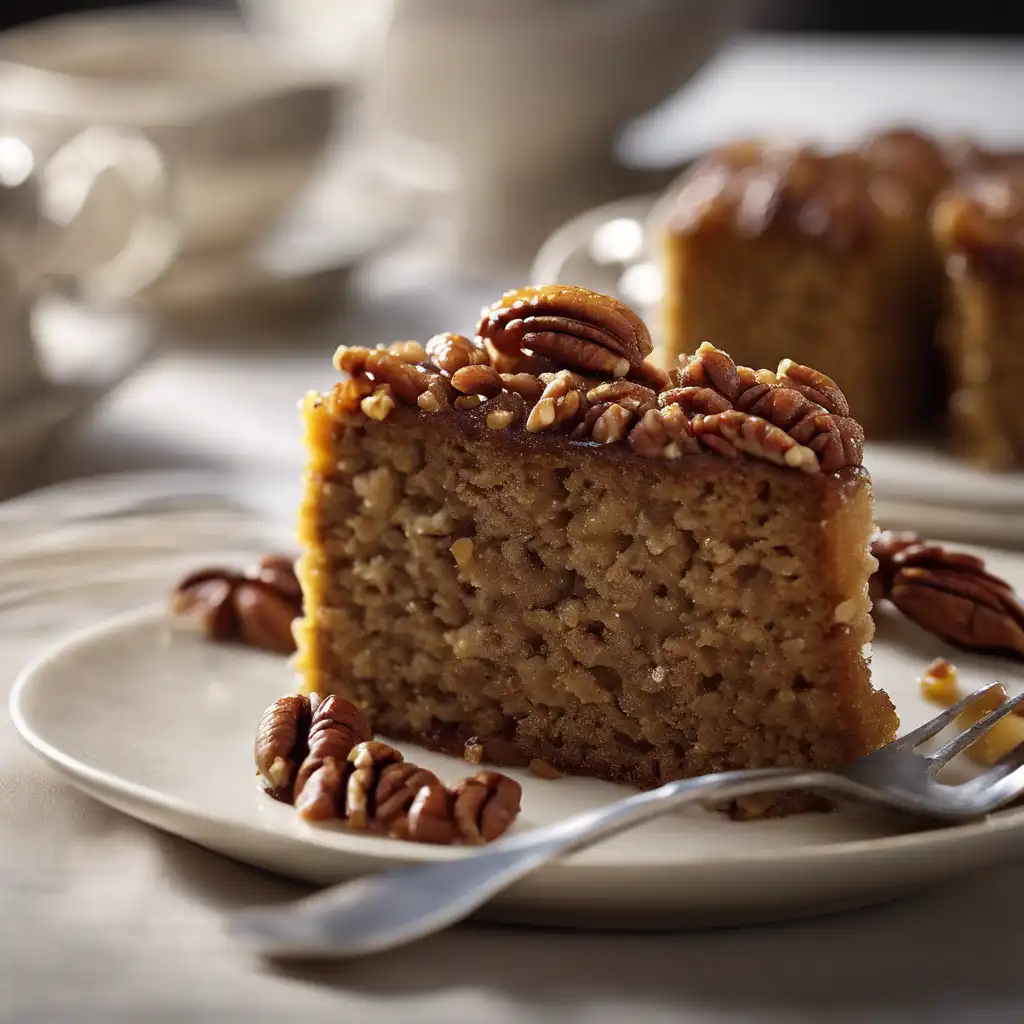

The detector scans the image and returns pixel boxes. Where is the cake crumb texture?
[296,402,896,814]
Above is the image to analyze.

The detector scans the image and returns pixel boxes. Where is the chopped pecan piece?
[254,694,312,799]
[526,370,589,433]
[586,380,658,415]
[451,771,522,844]
[477,284,653,381]
[451,364,504,397]
[293,695,373,817]
[425,332,488,374]
[871,532,1024,659]
[500,372,545,405]
[171,554,302,654]
[627,405,699,459]
[417,372,456,412]
[591,403,635,444]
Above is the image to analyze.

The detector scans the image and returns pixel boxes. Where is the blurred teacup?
[0,126,175,410]
[369,0,745,272]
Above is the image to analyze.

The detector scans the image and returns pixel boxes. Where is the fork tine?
[896,683,1004,750]
[930,691,1024,768]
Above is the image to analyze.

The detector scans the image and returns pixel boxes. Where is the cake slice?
[659,140,939,438]
[295,285,897,816]
[932,168,1024,468]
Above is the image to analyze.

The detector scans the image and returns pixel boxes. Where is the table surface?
[7,34,1024,1024]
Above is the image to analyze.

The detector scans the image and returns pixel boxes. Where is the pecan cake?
[931,168,1024,468]
[659,135,945,439]
[295,285,897,817]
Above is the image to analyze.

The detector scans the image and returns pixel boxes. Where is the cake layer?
[297,401,895,815]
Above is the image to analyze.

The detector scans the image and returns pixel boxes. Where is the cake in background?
[932,167,1024,468]
[659,138,939,439]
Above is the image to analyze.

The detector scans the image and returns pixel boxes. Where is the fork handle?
[504,766,839,857]
[231,766,840,958]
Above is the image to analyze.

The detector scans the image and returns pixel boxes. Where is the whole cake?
[295,285,897,816]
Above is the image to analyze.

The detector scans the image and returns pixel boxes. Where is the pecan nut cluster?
[254,692,523,845]
[871,531,1024,659]
[324,284,864,474]
[171,554,301,654]
[668,343,864,473]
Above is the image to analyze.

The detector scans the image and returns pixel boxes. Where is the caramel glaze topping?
[663,140,913,255]
[320,285,865,476]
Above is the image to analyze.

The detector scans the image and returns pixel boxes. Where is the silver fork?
[230,684,1024,959]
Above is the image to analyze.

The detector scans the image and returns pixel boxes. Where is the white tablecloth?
[7,34,1024,1024]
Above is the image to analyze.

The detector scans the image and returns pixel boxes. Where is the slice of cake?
[659,140,939,439]
[295,284,897,816]
[932,169,1024,468]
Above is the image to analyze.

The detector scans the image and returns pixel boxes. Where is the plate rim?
[10,598,1024,875]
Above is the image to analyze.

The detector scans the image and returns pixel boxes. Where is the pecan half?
[345,741,405,829]
[451,771,522,844]
[171,554,302,654]
[476,284,653,381]
[871,532,1024,659]
[293,695,373,816]
[690,411,820,473]
[405,784,460,845]
[254,694,312,799]
[374,762,444,832]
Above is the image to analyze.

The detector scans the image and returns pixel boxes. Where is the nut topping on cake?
[477,284,659,382]
[871,532,1024,659]
[319,287,866,474]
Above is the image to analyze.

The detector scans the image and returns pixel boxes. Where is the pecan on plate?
[451,771,523,844]
[171,553,302,654]
[405,783,460,845]
[870,532,1024,659]
[374,763,445,837]
[344,741,405,829]
[292,695,373,820]
[254,694,312,800]
[476,284,657,382]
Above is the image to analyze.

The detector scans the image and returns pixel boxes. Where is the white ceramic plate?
[10,544,1024,929]
[531,194,1024,543]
